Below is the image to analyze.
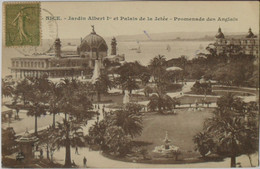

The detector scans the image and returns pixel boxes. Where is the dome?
[246,28,256,38]
[79,26,108,52]
[215,27,225,39]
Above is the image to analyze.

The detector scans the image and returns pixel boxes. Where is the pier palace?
[9,26,124,79]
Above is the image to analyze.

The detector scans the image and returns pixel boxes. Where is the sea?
[117,41,212,65]
[1,40,213,77]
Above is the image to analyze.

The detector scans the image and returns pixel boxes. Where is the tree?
[55,78,95,167]
[2,127,17,156]
[147,89,176,113]
[203,94,259,167]
[148,94,164,113]
[47,82,62,128]
[14,78,32,105]
[139,72,151,85]
[148,55,168,91]
[53,119,85,167]
[143,86,153,97]
[104,126,131,156]
[193,131,214,157]
[94,73,114,102]
[115,62,146,94]
[139,148,148,160]
[122,77,139,94]
[2,79,13,99]
[111,108,143,138]
[38,126,57,160]
[26,77,49,135]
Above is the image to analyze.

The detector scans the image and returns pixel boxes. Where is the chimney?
[54,38,61,58]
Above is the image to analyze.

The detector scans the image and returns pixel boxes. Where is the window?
[38,62,41,67]
[42,62,44,68]
[31,62,33,67]
[16,61,19,67]
[21,62,23,67]
[12,61,15,67]
[35,62,37,67]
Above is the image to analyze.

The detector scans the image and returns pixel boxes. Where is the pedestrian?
[75,146,79,155]
[94,104,97,109]
[83,156,87,167]
[98,104,100,109]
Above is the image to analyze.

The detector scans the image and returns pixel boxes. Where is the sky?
[40,1,259,39]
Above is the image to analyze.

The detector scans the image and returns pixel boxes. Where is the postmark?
[4,2,41,47]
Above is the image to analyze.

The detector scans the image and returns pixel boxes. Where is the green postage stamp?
[4,2,41,47]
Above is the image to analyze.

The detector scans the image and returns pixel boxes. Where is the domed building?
[78,26,108,68]
[214,27,258,57]
[9,26,124,79]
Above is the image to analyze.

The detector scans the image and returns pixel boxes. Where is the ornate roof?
[79,26,108,52]
[246,28,257,38]
[215,27,225,39]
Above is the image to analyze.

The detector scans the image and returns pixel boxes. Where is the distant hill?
[47,32,259,45]
[114,32,259,42]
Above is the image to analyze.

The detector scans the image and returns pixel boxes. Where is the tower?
[111,37,117,55]
[54,38,61,58]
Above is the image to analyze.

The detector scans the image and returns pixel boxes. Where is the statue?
[164,131,171,149]
[91,25,96,34]
[123,91,130,104]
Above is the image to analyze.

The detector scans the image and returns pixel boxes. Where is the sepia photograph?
[1,1,259,168]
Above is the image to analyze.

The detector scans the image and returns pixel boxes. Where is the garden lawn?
[179,96,218,104]
[134,108,214,159]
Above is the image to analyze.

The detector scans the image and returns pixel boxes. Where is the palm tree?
[203,94,257,167]
[111,109,143,138]
[148,55,167,85]
[14,78,31,105]
[26,77,49,135]
[122,77,139,94]
[193,131,214,158]
[38,126,57,160]
[55,78,94,167]
[48,82,62,128]
[94,73,114,102]
[205,111,246,167]
[53,119,85,167]
[2,79,13,99]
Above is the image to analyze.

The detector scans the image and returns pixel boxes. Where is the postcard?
[1,1,259,168]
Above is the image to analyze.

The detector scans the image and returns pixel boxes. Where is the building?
[214,27,259,57]
[9,26,124,79]
[105,37,125,63]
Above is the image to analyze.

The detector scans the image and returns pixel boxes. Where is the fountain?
[153,131,179,154]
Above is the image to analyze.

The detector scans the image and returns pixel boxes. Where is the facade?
[214,28,259,57]
[10,26,124,79]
